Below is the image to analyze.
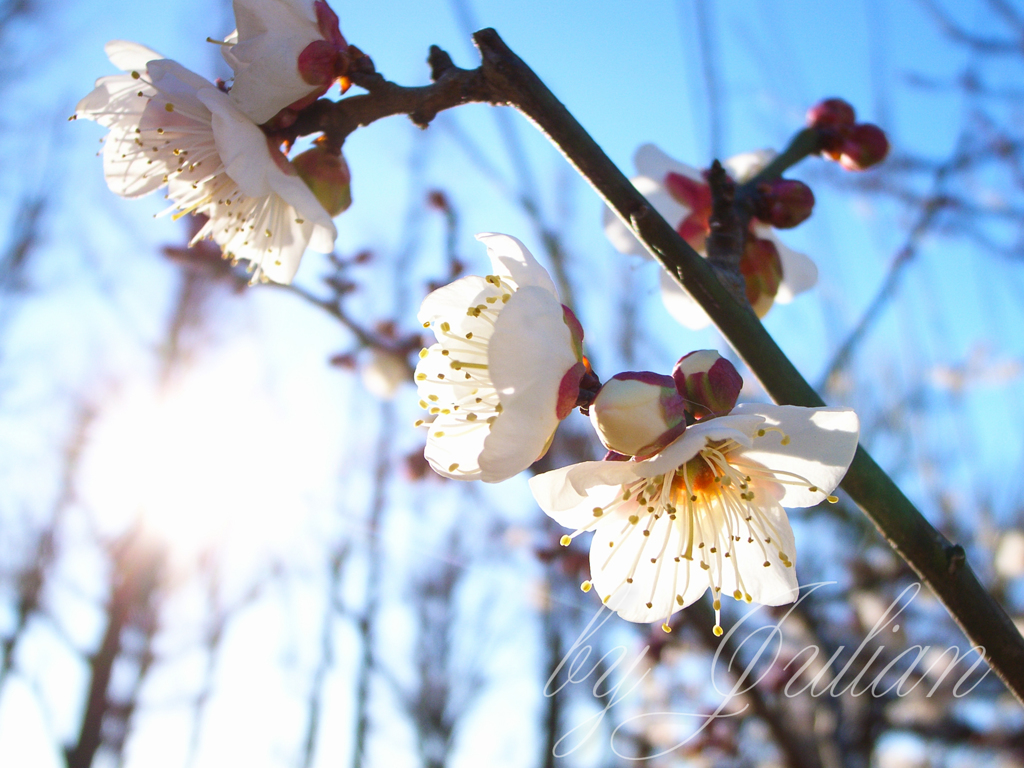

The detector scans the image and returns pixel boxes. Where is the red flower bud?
[672,351,743,420]
[806,98,856,130]
[664,171,713,250]
[298,40,342,86]
[754,179,815,229]
[740,236,782,318]
[839,124,890,171]
[292,141,352,217]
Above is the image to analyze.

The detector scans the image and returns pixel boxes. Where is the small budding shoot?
[806,97,889,171]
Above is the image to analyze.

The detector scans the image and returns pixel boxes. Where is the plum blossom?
[221,0,352,124]
[530,404,859,635]
[604,144,818,329]
[74,41,336,283]
[415,234,587,483]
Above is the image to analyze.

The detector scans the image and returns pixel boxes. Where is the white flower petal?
[529,461,639,528]
[475,233,559,296]
[417,275,492,334]
[590,509,704,623]
[731,404,860,508]
[198,87,275,197]
[658,270,713,329]
[603,182,688,257]
[722,149,776,184]
[147,60,219,112]
[225,0,324,123]
[722,499,800,605]
[638,414,761,477]
[415,236,580,483]
[423,412,489,480]
[754,225,819,303]
[104,40,163,72]
[480,285,578,481]
[634,143,701,182]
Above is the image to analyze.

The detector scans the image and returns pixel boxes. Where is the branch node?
[427,45,455,82]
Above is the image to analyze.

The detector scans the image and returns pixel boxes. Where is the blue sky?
[2,0,1024,765]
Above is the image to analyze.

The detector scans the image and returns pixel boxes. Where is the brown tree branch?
[283,28,1024,705]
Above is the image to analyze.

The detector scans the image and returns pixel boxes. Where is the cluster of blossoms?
[77,10,868,636]
[415,235,859,635]
[74,0,357,283]
[604,145,819,329]
[603,98,888,330]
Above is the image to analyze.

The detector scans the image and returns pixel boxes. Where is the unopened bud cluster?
[807,98,889,171]
[589,351,742,458]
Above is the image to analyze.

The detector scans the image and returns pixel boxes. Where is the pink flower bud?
[754,179,815,229]
[672,351,743,421]
[806,98,856,130]
[838,124,890,171]
[589,372,688,458]
[740,236,783,318]
[292,142,352,217]
[664,171,713,250]
[298,40,343,86]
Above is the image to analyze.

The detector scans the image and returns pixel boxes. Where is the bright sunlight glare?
[78,346,316,566]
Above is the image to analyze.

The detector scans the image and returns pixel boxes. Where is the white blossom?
[604,144,818,329]
[74,41,336,283]
[530,404,859,634]
[415,234,586,483]
[222,0,348,124]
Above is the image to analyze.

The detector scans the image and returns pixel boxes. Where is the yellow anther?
[580,580,592,593]
[628,514,639,525]
[465,413,477,421]
[416,373,427,381]
[592,507,603,517]
[826,495,839,503]
[440,321,451,332]
[434,431,445,437]
[713,625,724,637]
[419,348,429,359]
[662,623,672,633]
[675,595,684,605]
[733,590,742,600]
[560,534,571,547]
[165,103,174,112]
[713,600,721,610]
